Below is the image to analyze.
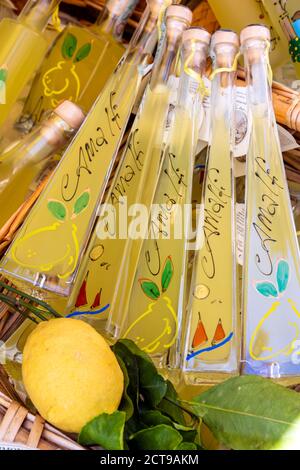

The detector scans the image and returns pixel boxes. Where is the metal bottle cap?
[240,24,271,45]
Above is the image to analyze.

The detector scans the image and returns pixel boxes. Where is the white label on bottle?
[234,87,251,158]
[236,203,245,266]
[277,124,300,152]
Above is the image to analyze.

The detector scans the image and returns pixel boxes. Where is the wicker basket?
[0,391,85,450]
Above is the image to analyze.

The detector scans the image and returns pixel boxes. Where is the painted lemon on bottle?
[249,259,300,362]
[42,33,91,108]
[11,190,90,279]
[123,256,178,355]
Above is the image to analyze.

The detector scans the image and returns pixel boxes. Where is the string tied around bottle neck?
[52,5,63,32]
[209,51,241,81]
[183,41,210,99]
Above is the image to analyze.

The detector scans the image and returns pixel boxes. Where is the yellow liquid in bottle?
[0,18,48,127]
[0,148,46,228]
[121,107,194,369]
[183,113,238,384]
[20,24,125,127]
[0,59,141,298]
[243,108,300,383]
[67,84,171,328]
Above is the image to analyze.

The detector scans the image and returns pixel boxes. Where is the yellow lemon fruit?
[22,318,123,433]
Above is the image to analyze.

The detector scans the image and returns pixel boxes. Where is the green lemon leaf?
[47,200,66,221]
[129,424,183,450]
[157,380,186,425]
[141,410,174,427]
[190,375,300,450]
[112,342,139,410]
[117,339,167,407]
[161,256,173,292]
[139,279,160,300]
[277,260,289,293]
[0,68,7,82]
[74,43,92,62]
[79,411,126,450]
[73,190,90,216]
[255,281,278,297]
[115,354,134,421]
[61,33,77,59]
[176,441,198,450]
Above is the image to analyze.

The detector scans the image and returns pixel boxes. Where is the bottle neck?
[124,6,164,68]
[242,38,273,120]
[19,0,61,32]
[13,113,74,166]
[95,0,137,40]
[210,43,238,120]
[177,40,208,109]
[150,18,189,89]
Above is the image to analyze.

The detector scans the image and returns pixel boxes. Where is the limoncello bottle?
[241,25,300,383]
[117,27,210,370]
[0,0,61,128]
[0,0,171,299]
[183,30,240,385]
[66,5,193,331]
[16,0,139,132]
[0,100,85,229]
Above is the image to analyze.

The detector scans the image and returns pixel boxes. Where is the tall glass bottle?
[117,27,210,370]
[0,0,171,299]
[17,0,139,132]
[183,30,239,385]
[241,25,300,383]
[0,0,61,127]
[0,101,85,229]
[67,5,193,332]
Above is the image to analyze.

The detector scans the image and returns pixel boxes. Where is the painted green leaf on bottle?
[79,411,126,450]
[47,200,67,221]
[277,260,289,293]
[61,33,77,59]
[190,375,300,450]
[139,279,160,300]
[73,191,90,216]
[74,43,92,62]
[161,256,173,292]
[255,281,278,297]
[129,424,183,450]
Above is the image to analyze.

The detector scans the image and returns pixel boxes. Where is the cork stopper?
[211,29,239,49]
[42,101,85,147]
[240,24,270,45]
[182,27,211,46]
[54,100,85,130]
[166,5,193,24]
